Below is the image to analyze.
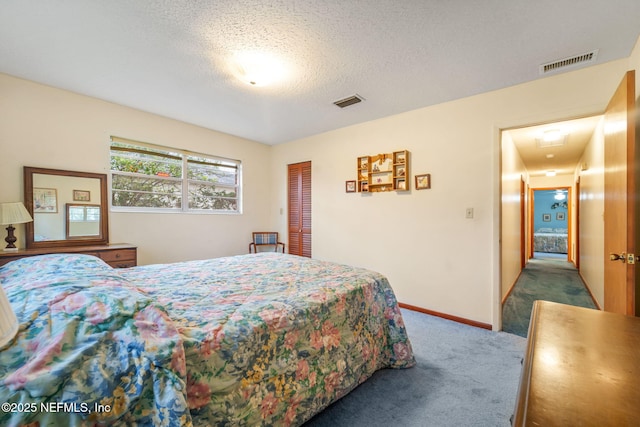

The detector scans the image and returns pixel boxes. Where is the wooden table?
[513,300,640,426]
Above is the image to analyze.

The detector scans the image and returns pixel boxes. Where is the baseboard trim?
[578,271,601,310]
[502,269,524,305]
[399,303,492,330]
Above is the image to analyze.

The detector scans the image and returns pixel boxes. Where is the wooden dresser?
[0,243,137,268]
[513,300,640,426]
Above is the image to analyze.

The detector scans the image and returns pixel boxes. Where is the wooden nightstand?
[0,243,137,268]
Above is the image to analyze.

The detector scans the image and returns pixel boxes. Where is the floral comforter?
[1,253,414,426]
[0,254,190,427]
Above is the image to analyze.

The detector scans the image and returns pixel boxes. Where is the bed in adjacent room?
[0,252,414,426]
[533,227,568,254]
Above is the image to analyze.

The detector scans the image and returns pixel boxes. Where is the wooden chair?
[249,232,285,253]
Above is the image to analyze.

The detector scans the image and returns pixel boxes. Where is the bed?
[533,228,568,253]
[0,252,415,426]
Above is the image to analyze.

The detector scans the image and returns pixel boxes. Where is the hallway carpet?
[502,255,597,337]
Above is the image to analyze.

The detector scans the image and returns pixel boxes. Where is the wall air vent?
[539,50,599,75]
[333,94,364,108]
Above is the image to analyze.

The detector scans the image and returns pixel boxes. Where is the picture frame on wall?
[345,180,356,193]
[542,213,551,222]
[33,187,58,213]
[556,212,565,221]
[73,189,91,202]
[415,174,431,190]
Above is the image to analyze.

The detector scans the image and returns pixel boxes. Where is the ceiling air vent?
[333,94,364,108]
[539,49,599,75]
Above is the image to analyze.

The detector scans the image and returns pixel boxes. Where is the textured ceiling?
[1,1,639,145]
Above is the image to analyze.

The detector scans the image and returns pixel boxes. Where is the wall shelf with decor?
[357,155,370,192]
[357,150,410,192]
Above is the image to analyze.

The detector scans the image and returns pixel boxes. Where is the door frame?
[529,186,572,262]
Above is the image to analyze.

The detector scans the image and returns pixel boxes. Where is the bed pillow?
[536,227,553,233]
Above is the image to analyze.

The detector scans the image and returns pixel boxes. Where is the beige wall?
[500,131,528,301]
[0,73,272,264]
[271,57,631,328]
[632,37,640,100]
[575,117,605,306]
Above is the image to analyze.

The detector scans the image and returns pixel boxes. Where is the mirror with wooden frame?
[24,166,109,248]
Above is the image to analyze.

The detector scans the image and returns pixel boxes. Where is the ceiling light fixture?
[546,170,557,177]
[536,129,568,148]
[543,129,563,142]
[233,51,286,87]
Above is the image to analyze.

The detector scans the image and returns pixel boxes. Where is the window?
[68,205,100,222]
[110,136,241,213]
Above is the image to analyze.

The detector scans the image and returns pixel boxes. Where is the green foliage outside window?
[110,139,240,212]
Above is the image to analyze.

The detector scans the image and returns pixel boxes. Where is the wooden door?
[520,177,526,269]
[288,161,312,257]
[603,70,636,315]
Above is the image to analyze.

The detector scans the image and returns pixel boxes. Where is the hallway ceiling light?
[536,129,568,148]
[546,170,557,177]
[554,192,566,200]
[543,129,563,142]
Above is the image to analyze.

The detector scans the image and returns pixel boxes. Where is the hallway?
[502,253,597,337]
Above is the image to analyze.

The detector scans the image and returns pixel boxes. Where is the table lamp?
[0,202,33,251]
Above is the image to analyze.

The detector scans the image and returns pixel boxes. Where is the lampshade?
[0,286,18,349]
[0,202,33,225]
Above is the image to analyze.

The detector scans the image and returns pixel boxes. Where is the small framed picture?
[33,187,58,213]
[345,180,356,193]
[415,174,431,190]
[556,212,565,221]
[542,213,551,222]
[73,190,91,202]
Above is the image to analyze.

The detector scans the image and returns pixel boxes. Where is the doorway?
[500,71,637,332]
[287,161,312,257]
[500,115,601,332]
[531,188,570,262]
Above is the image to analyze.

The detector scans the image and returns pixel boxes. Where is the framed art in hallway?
[542,213,551,222]
[556,212,565,220]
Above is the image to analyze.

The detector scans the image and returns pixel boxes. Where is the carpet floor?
[306,309,526,427]
[502,254,597,338]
